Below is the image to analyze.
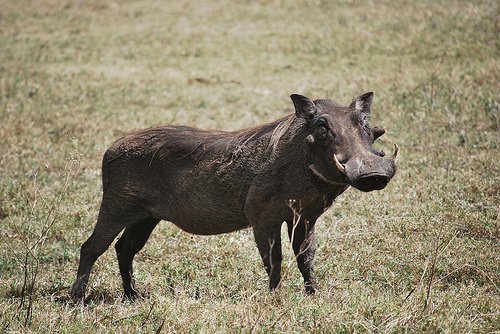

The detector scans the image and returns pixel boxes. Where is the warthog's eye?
[317,128,327,140]
[315,120,329,139]
[314,119,335,144]
[317,119,326,127]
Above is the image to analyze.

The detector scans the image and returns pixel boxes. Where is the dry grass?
[1,0,499,332]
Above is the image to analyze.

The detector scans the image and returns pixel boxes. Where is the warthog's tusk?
[392,143,399,162]
[333,154,346,174]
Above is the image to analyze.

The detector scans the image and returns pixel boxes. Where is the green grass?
[1,0,499,332]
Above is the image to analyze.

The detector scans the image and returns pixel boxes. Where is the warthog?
[71,92,398,300]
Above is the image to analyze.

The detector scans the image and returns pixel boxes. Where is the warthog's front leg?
[286,219,318,294]
[252,223,283,291]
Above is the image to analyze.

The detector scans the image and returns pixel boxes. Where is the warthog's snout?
[337,144,399,192]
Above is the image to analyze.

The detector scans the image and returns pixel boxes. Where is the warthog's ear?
[350,92,374,113]
[372,127,385,141]
[290,94,317,120]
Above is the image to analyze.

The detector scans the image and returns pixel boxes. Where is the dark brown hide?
[71,92,397,300]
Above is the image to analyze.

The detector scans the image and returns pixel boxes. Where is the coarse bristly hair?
[113,113,307,166]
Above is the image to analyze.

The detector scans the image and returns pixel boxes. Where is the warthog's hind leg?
[70,211,125,301]
[114,217,160,299]
[70,200,151,302]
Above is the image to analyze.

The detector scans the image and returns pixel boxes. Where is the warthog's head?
[292,92,398,192]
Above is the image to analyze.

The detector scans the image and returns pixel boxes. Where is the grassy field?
[1,0,499,332]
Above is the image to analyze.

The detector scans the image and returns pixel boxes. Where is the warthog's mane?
[219,113,306,161]
[144,114,302,161]
[267,114,299,153]
[108,113,307,169]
